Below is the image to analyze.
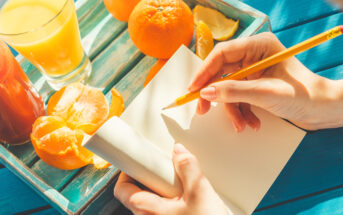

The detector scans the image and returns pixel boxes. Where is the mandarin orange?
[31,83,125,170]
[128,0,194,59]
[104,0,141,22]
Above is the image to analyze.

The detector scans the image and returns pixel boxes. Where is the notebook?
[121,45,306,215]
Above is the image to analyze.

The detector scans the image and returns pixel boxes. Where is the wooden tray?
[0,0,270,214]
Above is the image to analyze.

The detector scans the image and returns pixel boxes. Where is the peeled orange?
[31,83,125,170]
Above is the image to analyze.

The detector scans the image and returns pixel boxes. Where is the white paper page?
[121,45,306,214]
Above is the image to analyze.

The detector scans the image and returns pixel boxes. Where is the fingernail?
[200,87,216,101]
[174,144,188,154]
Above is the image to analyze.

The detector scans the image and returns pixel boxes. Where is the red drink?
[0,41,45,145]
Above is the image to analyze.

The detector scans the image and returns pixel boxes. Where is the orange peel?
[31,83,125,170]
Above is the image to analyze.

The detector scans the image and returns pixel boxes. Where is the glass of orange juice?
[0,0,91,90]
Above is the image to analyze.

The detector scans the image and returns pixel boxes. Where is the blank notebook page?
[121,45,306,215]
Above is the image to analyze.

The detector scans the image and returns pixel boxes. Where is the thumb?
[173,144,204,195]
[200,79,277,107]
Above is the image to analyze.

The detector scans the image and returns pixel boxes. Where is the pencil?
[163,25,343,110]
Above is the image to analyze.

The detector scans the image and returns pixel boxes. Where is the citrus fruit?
[31,83,125,170]
[104,0,141,22]
[193,5,239,41]
[128,0,194,59]
[196,21,214,60]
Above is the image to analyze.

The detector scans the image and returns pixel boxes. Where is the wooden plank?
[85,30,144,93]
[80,176,122,215]
[30,162,80,191]
[2,144,37,167]
[61,167,118,210]
[0,168,49,214]
[76,0,102,23]
[276,13,343,72]
[317,64,343,80]
[255,186,343,215]
[31,208,59,215]
[256,127,343,209]
[0,149,71,214]
[242,0,340,32]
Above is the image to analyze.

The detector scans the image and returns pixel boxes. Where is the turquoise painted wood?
[254,185,343,215]
[242,0,341,32]
[0,0,270,214]
[276,13,343,72]
[32,208,60,215]
[0,168,49,214]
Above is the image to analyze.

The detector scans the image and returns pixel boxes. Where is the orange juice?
[0,0,91,90]
[0,0,83,76]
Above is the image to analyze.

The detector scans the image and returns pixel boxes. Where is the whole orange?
[104,0,141,22]
[128,0,194,59]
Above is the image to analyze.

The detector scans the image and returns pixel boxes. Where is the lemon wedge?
[193,5,239,41]
[196,21,214,60]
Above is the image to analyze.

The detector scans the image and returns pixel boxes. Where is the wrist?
[310,77,343,129]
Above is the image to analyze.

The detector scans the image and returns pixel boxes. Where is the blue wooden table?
[1,0,343,214]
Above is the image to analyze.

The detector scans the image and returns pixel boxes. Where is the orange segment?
[31,116,66,139]
[47,83,83,119]
[31,116,93,170]
[31,83,125,170]
[93,155,112,169]
[108,88,125,118]
[196,21,214,60]
[47,83,109,135]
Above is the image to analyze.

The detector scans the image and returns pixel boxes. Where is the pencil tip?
[162,102,178,110]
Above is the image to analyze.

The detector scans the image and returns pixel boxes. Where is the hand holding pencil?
[167,27,343,132]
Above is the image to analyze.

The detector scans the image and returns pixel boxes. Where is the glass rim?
[0,0,69,36]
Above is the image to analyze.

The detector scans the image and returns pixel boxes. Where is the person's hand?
[114,144,228,215]
[189,32,343,131]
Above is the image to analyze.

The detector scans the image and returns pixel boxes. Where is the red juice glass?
[0,41,45,145]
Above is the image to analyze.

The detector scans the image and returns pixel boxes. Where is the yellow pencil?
[163,25,343,110]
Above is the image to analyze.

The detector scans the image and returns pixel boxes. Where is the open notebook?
[121,45,306,215]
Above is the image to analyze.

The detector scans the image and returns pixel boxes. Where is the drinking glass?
[0,0,91,90]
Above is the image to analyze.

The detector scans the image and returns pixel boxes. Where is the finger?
[189,32,285,92]
[224,103,246,133]
[189,39,248,92]
[247,70,264,80]
[114,173,142,208]
[200,79,274,107]
[196,98,211,115]
[239,103,261,131]
[173,144,204,194]
[114,173,179,214]
[222,62,243,76]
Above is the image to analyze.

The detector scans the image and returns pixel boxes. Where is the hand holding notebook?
[84,45,307,214]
